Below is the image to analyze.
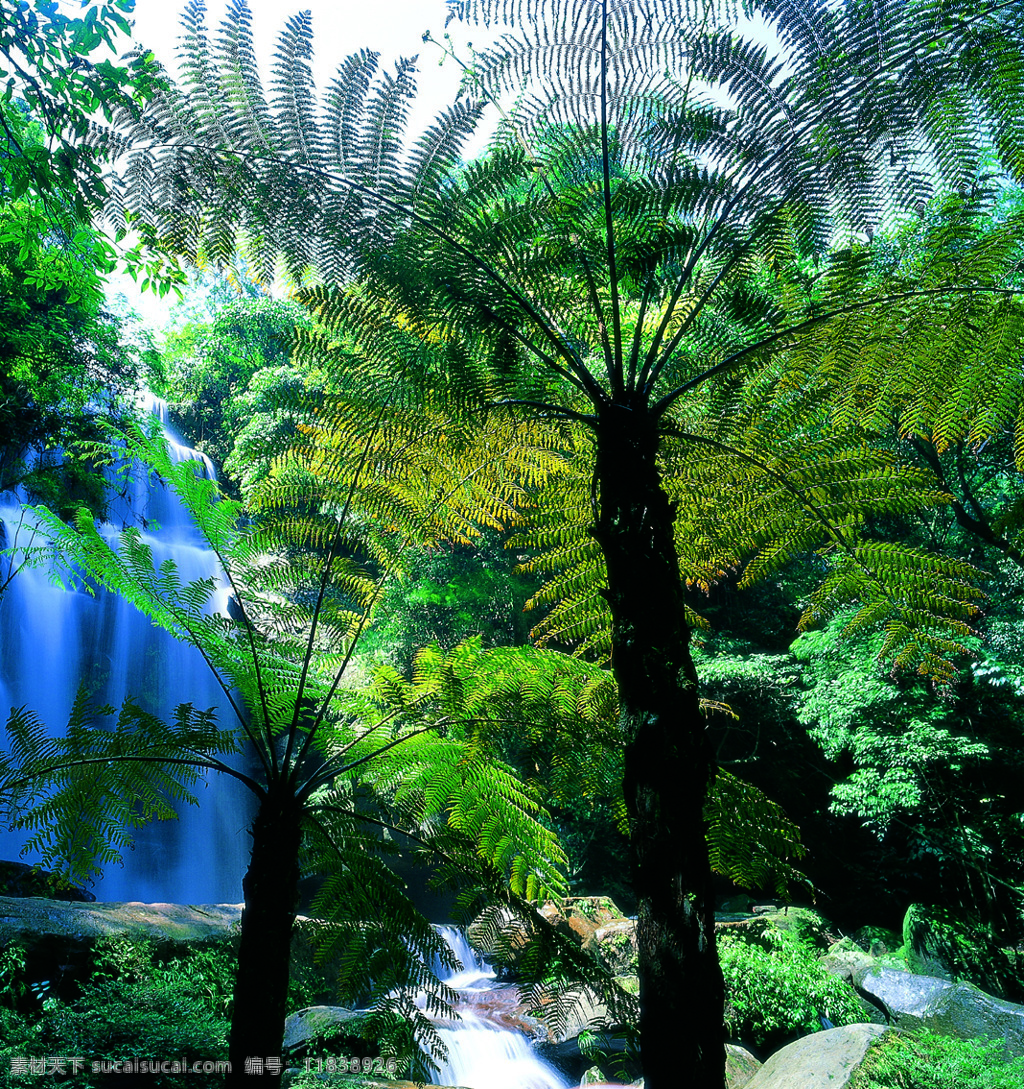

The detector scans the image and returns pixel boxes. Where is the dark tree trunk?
[592,402,726,1089]
[227,788,302,1086]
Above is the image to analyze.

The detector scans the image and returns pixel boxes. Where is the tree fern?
[63,2,1024,1084]
[1,417,585,1084]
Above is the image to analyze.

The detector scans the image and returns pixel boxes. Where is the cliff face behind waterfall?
[0,400,250,903]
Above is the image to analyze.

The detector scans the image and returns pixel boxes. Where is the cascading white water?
[0,399,250,903]
[430,926,571,1089]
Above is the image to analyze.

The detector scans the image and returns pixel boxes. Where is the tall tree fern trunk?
[227,788,302,1086]
[592,403,726,1089]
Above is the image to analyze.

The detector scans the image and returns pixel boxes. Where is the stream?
[430,926,572,1089]
[429,927,630,1089]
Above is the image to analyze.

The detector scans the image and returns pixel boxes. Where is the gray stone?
[854,964,952,1019]
[0,895,242,942]
[725,1042,761,1088]
[745,1024,889,1089]
[282,1006,364,1052]
[821,937,875,984]
[923,982,1024,1059]
[855,965,1024,1059]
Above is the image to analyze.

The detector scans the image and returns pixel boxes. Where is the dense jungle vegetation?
[1,1,1024,1088]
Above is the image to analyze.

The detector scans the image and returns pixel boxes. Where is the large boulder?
[282,1005,366,1055]
[0,895,242,942]
[591,918,638,975]
[855,964,1024,1059]
[536,897,630,954]
[744,1024,889,1088]
[468,898,638,980]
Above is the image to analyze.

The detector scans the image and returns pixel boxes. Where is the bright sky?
[107,0,476,329]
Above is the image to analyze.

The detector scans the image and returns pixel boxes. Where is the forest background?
[1,2,1024,1089]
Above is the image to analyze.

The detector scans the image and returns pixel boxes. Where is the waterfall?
[430,926,571,1089]
[0,399,250,903]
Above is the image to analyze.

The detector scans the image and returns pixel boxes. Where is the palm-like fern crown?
[111,0,1024,431]
[113,0,1024,400]
[107,0,1024,675]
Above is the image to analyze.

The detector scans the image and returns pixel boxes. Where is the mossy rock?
[903,905,1023,1003]
[853,925,903,959]
[717,906,835,953]
[821,937,875,984]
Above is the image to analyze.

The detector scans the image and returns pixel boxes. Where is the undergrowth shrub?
[851,1030,1024,1089]
[719,931,862,1051]
[0,937,232,1089]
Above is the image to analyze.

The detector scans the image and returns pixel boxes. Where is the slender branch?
[489,399,597,426]
[598,0,624,392]
[640,247,746,395]
[911,438,1024,569]
[283,405,389,777]
[191,514,275,780]
[302,723,446,797]
[3,752,264,798]
[627,0,714,392]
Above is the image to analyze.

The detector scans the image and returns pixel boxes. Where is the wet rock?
[0,895,242,942]
[282,1006,364,1054]
[546,897,629,953]
[744,1024,889,1088]
[855,964,1024,1059]
[469,898,631,973]
[725,1042,761,1088]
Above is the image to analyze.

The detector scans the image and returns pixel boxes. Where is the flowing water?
[430,926,572,1089]
[0,400,250,902]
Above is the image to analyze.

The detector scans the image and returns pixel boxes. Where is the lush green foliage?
[0,937,231,1089]
[5,1,1024,1085]
[0,0,157,218]
[0,108,158,516]
[850,1030,1024,1089]
[718,931,863,1051]
[0,421,592,1074]
[162,291,310,493]
[363,530,540,670]
[107,0,1024,683]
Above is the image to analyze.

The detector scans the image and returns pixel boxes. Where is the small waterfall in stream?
[0,398,250,902]
[430,926,571,1089]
